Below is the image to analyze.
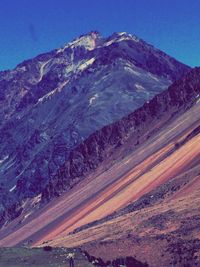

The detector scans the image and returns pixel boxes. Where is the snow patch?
[148,72,159,82]
[38,60,51,82]
[38,89,57,103]
[78,58,95,71]
[135,83,145,92]
[20,88,28,98]
[56,47,66,54]
[195,94,200,104]
[57,34,98,53]
[37,81,68,103]
[117,36,131,42]
[89,93,99,106]
[24,212,32,220]
[1,156,16,171]
[57,80,68,92]
[17,66,26,72]
[117,32,139,42]
[40,132,49,140]
[71,35,96,51]
[130,34,140,42]
[104,39,115,46]
[33,193,42,204]
[118,32,127,36]
[0,155,9,165]
[9,185,16,192]
[124,66,141,76]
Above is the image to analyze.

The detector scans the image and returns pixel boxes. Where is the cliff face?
[41,67,200,201]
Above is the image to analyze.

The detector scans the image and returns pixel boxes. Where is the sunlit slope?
[42,105,200,248]
[0,99,200,247]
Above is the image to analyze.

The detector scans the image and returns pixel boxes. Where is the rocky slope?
[0,66,199,250]
[0,31,190,227]
[41,67,200,201]
[40,68,200,267]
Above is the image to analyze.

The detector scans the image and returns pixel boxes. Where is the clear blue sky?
[1,0,200,71]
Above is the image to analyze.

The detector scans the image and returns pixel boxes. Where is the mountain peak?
[0,30,190,234]
[112,31,135,38]
[57,31,102,53]
[56,31,140,54]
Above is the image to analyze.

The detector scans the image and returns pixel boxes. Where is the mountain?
[43,67,200,267]
[0,64,200,266]
[0,31,190,228]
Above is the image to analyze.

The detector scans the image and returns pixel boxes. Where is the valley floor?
[0,247,93,267]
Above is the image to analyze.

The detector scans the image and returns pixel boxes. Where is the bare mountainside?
[0,65,200,267]
[0,31,190,227]
[40,68,200,267]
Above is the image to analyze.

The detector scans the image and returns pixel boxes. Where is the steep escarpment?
[41,67,200,201]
